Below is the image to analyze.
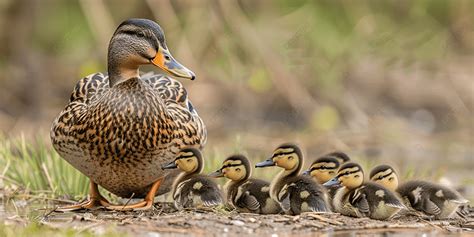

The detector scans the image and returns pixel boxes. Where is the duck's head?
[209,154,250,181]
[302,156,340,184]
[161,148,203,174]
[324,151,350,164]
[369,165,399,192]
[108,18,195,85]
[324,162,364,189]
[255,143,303,173]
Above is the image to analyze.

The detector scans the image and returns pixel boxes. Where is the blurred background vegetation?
[0,0,472,200]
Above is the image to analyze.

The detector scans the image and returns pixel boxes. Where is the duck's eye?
[136,32,145,38]
[164,55,171,60]
[235,168,241,172]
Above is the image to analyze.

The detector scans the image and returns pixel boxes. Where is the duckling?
[162,148,222,210]
[324,162,404,220]
[303,156,341,184]
[209,155,281,214]
[370,165,469,219]
[324,151,351,165]
[255,143,329,215]
[302,156,341,211]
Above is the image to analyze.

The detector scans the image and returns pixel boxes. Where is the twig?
[121,193,135,210]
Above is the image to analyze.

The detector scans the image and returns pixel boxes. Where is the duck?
[302,156,341,211]
[323,151,351,165]
[324,162,404,220]
[51,18,207,211]
[255,143,329,215]
[161,148,223,210]
[209,154,281,214]
[369,165,469,219]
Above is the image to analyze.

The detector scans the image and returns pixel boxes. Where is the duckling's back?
[349,182,404,220]
[280,175,329,214]
[397,180,468,218]
[173,174,223,209]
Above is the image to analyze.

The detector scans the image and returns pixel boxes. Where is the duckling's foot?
[106,177,163,211]
[56,180,110,212]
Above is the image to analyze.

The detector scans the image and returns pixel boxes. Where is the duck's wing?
[51,73,109,145]
[349,187,370,216]
[423,198,441,216]
[69,73,109,104]
[278,184,293,212]
[142,74,207,147]
[236,191,260,211]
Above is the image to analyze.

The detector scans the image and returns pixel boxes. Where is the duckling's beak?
[255,158,275,168]
[302,170,310,176]
[208,169,224,178]
[151,48,196,80]
[161,160,178,170]
[323,177,340,187]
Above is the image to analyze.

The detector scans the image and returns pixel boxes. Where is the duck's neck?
[107,40,141,87]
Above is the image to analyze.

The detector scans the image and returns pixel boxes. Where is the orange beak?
[151,49,195,80]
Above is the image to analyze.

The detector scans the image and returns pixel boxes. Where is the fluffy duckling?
[324,162,404,220]
[303,156,341,211]
[303,156,341,184]
[370,165,469,219]
[324,151,351,165]
[162,148,223,210]
[255,143,329,215]
[209,155,281,214]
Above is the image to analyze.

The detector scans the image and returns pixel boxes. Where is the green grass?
[0,135,88,199]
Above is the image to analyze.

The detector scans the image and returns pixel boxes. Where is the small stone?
[231,220,245,226]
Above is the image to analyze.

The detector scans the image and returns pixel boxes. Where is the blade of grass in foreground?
[0,135,88,199]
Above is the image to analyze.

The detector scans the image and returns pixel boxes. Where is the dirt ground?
[26,202,471,237]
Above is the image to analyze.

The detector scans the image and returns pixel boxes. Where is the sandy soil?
[35,202,474,237]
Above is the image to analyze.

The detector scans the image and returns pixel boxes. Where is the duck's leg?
[106,177,163,211]
[56,180,110,212]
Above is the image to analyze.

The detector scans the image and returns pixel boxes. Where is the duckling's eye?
[388,177,394,181]
[329,171,334,174]
[354,174,360,178]
[235,168,241,172]
[288,156,293,160]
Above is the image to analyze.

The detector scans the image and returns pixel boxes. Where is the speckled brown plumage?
[51,72,206,198]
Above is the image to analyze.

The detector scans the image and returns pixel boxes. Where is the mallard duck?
[51,18,206,211]
[209,154,281,214]
[302,156,341,211]
[161,148,222,209]
[324,162,404,220]
[370,165,469,219]
[255,143,329,215]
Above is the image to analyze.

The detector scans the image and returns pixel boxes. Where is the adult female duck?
[51,18,206,211]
